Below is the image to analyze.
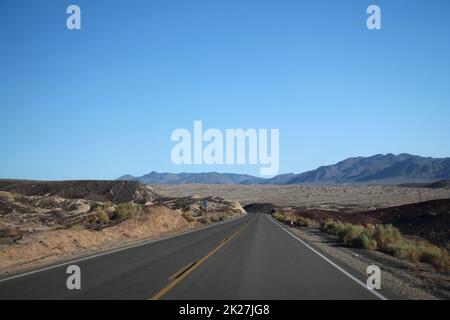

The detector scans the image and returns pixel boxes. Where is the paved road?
[0,213,387,300]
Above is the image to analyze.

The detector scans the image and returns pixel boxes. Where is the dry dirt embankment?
[0,180,245,276]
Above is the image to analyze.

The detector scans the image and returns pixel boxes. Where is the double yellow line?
[150,222,250,300]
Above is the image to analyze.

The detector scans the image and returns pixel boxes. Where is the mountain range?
[117,154,450,185]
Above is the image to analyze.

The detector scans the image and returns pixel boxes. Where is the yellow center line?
[150,221,251,300]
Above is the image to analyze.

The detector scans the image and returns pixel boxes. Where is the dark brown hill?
[0,180,161,204]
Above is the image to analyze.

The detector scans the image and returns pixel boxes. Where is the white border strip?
[0,213,249,283]
[267,215,388,301]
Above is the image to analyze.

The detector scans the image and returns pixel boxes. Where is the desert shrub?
[352,231,378,250]
[284,216,292,224]
[292,216,302,226]
[319,219,449,272]
[321,220,377,249]
[211,216,221,223]
[97,202,112,211]
[320,219,332,232]
[381,239,450,272]
[321,220,344,236]
[273,212,289,223]
[272,212,282,220]
[97,211,110,223]
[182,212,195,223]
[305,218,320,228]
[337,224,364,244]
[114,202,143,221]
[273,212,318,228]
[373,224,402,251]
[88,210,109,224]
[293,216,318,228]
[386,241,421,263]
[419,244,450,272]
[88,204,111,224]
[202,217,212,224]
[219,214,227,221]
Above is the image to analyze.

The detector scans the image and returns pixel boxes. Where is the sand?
[154,184,450,210]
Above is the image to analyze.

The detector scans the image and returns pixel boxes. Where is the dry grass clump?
[182,212,195,223]
[385,240,450,272]
[113,202,143,221]
[372,224,402,250]
[88,211,109,224]
[202,217,212,224]
[273,212,318,228]
[209,214,228,223]
[87,203,111,224]
[320,219,450,272]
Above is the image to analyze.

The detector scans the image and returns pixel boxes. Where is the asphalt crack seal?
[169,262,197,280]
[150,221,250,300]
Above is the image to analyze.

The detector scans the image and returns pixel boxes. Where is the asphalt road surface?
[0,213,389,300]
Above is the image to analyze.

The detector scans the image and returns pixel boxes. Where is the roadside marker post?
[202,199,208,222]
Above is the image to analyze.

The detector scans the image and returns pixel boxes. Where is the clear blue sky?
[1,0,449,180]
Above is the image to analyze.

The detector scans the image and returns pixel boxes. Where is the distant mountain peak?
[117,174,135,181]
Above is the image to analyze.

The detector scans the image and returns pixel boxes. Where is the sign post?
[202,199,208,222]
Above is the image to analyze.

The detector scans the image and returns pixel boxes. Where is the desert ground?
[1,181,449,299]
[154,184,450,211]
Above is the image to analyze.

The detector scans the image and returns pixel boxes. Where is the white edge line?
[267,215,388,301]
[0,213,249,283]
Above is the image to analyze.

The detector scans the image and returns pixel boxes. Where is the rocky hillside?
[0,180,161,204]
[159,196,245,217]
[0,180,245,245]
